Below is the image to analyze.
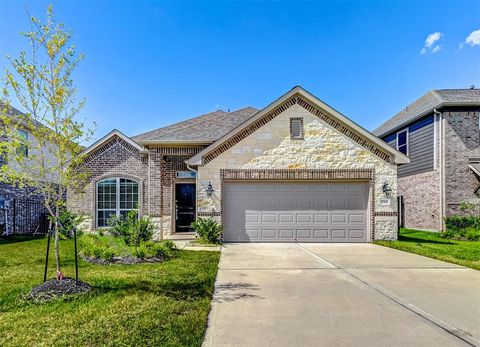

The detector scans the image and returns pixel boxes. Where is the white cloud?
[425,32,442,47]
[462,29,480,48]
[421,32,443,55]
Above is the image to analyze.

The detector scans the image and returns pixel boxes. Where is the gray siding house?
[374,89,480,231]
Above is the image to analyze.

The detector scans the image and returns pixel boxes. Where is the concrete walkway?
[203,243,480,347]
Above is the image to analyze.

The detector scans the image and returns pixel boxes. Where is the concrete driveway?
[203,243,480,347]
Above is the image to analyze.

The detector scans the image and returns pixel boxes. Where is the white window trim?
[96,177,139,228]
[396,129,409,156]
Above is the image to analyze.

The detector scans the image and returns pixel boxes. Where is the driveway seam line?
[295,244,479,347]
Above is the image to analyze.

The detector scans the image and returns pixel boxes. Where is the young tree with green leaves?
[0,5,94,279]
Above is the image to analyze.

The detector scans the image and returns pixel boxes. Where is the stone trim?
[198,211,221,217]
[375,211,398,216]
[203,95,390,164]
[219,169,376,241]
[221,168,374,180]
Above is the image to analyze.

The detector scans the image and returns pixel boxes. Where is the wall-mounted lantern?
[382,181,392,197]
[206,182,214,197]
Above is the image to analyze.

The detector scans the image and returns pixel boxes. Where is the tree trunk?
[54,210,61,278]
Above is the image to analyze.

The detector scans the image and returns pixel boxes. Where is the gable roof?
[187,86,410,166]
[373,89,480,137]
[132,107,259,144]
[77,129,148,160]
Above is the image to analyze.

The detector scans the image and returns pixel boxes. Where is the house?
[0,104,54,235]
[69,86,409,242]
[373,89,480,231]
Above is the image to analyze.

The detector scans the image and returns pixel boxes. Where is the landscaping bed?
[0,237,220,346]
[375,228,480,270]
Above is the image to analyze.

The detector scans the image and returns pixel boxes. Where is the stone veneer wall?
[197,103,399,240]
[443,109,480,216]
[398,171,442,231]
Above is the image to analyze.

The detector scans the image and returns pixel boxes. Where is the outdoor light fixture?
[206,181,214,197]
[382,181,392,197]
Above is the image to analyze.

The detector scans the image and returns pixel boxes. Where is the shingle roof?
[373,89,480,137]
[131,107,259,142]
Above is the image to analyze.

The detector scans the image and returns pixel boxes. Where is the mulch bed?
[82,255,165,265]
[27,277,91,302]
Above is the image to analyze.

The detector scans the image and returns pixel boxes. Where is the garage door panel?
[224,182,368,242]
[279,213,294,223]
[296,214,312,223]
[349,213,365,223]
[349,229,365,238]
[313,213,329,223]
[331,213,347,223]
[331,229,347,238]
[279,229,295,239]
[296,229,311,239]
[261,213,276,223]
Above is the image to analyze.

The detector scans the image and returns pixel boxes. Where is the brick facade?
[398,171,442,230]
[69,136,204,237]
[443,108,480,216]
[394,107,480,231]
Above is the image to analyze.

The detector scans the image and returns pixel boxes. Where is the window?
[17,129,28,157]
[396,129,408,155]
[96,178,139,227]
[290,117,304,140]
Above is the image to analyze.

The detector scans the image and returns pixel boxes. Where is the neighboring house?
[0,105,44,202]
[0,105,54,235]
[374,89,480,231]
[69,86,409,242]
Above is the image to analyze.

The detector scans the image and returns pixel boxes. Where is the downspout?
[434,108,444,231]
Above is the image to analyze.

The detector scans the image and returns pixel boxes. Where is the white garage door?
[223,182,369,242]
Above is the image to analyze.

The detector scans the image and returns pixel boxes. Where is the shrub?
[134,244,148,259]
[108,210,154,246]
[444,215,479,231]
[151,241,176,259]
[465,227,480,241]
[79,235,119,260]
[191,218,222,244]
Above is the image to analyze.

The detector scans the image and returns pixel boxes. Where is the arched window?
[96,178,139,227]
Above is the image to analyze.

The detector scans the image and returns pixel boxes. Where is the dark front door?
[175,183,196,232]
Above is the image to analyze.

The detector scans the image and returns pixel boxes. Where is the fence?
[0,198,49,236]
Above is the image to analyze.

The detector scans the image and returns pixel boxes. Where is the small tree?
[0,6,94,279]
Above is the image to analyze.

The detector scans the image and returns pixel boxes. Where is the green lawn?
[375,228,480,270]
[0,236,220,347]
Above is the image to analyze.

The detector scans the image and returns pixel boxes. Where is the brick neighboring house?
[69,86,409,242]
[373,89,480,231]
[0,105,54,235]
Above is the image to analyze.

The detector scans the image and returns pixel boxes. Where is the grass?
[375,228,480,270]
[0,236,220,347]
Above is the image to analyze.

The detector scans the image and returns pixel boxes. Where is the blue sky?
[0,1,479,142]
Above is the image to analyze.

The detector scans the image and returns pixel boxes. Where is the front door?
[175,183,196,232]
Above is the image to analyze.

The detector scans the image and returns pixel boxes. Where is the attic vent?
[290,117,304,140]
